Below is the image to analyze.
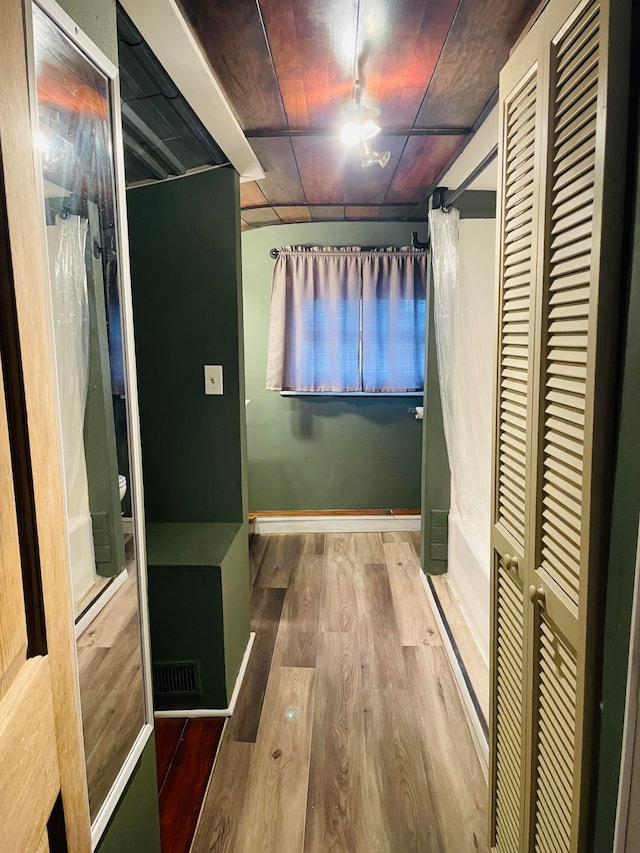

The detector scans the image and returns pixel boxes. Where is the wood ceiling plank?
[292,137,346,204]
[356,0,459,127]
[417,0,540,126]
[250,138,307,205]
[242,207,283,226]
[386,136,465,204]
[309,206,345,220]
[177,0,287,130]
[344,135,407,204]
[259,0,359,127]
[240,181,268,208]
[274,206,312,223]
[345,206,383,219]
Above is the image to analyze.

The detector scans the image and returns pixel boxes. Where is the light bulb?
[340,121,362,146]
[360,119,381,140]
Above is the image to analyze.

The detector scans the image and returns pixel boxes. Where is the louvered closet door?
[529,0,627,849]
[489,21,543,853]
[489,0,630,850]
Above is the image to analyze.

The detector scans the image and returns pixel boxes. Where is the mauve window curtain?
[266,246,427,393]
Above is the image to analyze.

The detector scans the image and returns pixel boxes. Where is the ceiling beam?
[245,127,473,139]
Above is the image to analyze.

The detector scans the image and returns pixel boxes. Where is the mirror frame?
[24,0,154,846]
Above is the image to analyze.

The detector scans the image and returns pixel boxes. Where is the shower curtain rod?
[440,144,498,210]
[269,241,427,259]
[267,145,497,258]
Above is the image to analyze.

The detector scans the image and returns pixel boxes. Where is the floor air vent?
[153,660,201,696]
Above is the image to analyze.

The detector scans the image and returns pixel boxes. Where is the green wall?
[420,271,450,573]
[128,167,247,524]
[242,220,426,512]
[96,737,161,853]
[593,78,640,847]
[56,0,117,65]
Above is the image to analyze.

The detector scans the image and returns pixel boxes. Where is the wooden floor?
[429,576,490,727]
[156,717,224,853]
[76,544,145,819]
[192,532,488,853]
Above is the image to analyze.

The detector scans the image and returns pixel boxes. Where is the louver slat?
[496,71,537,546]
[494,566,525,851]
[540,1,599,611]
[534,618,577,853]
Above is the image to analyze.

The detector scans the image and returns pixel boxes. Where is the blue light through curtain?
[266,246,427,393]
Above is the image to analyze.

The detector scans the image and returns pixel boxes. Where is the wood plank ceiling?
[177,0,540,228]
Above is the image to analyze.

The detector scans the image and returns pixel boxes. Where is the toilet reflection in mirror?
[31,1,149,825]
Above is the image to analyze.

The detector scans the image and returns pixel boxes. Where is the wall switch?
[204,365,223,395]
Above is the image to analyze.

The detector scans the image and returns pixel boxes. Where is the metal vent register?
[153,661,201,696]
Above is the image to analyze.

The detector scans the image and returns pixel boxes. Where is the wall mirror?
[28,0,153,843]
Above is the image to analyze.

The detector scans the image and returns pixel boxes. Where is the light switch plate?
[204,364,223,395]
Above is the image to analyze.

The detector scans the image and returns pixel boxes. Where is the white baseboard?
[420,572,489,778]
[252,513,421,534]
[75,569,129,639]
[154,631,256,719]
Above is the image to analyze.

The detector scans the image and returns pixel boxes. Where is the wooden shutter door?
[489,19,544,852]
[530,0,629,849]
[0,0,91,848]
[490,0,630,849]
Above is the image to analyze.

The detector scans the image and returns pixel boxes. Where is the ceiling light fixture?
[361,139,391,169]
[340,80,390,168]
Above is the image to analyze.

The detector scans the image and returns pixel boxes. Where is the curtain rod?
[440,143,498,210]
[269,239,428,259]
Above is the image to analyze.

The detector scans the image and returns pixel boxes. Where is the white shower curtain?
[428,208,491,562]
[47,214,91,517]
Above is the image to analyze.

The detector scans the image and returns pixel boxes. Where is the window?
[266,246,426,393]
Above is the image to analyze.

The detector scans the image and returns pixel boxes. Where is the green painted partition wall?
[127,166,250,713]
[420,270,450,574]
[242,220,426,512]
[95,737,161,853]
[128,167,247,525]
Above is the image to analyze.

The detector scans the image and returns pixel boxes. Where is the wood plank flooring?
[429,576,490,727]
[157,717,224,853]
[192,532,488,853]
[76,550,145,820]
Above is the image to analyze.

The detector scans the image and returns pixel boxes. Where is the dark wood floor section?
[192,532,488,852]
[155,718,187,793]
[156,717,223,853]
